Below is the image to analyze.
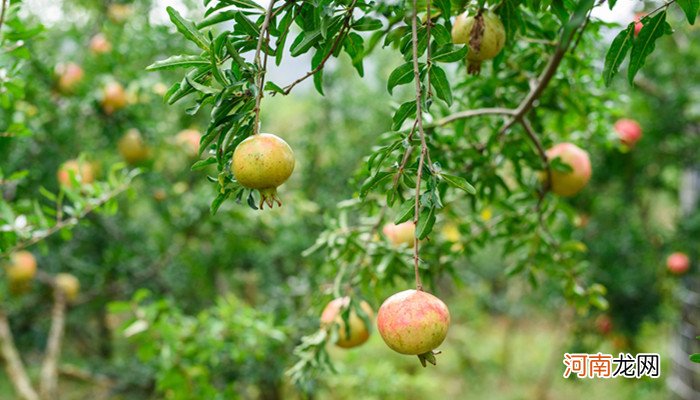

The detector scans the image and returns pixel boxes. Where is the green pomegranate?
[231,133,295,208]
[452,10,506,74]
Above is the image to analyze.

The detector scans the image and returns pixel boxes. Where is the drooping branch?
[281,0,357,95]
[0,311,39,400]
[39,289,67,400]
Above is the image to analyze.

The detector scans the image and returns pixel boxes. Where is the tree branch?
[0,0,8,39]
[427,107,516,129]
[281,0,357,95]
[410,0,430,292]
[252,0,278,134]
[39,289,67,400]
[0,311,39,400]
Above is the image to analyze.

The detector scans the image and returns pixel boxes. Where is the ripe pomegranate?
[118,129,150,164]
[452,10,505,74]
[89,33,112,54]
[101,81,128,115]
[175,129,202,157]
[666,252,690,275]
[595,315,613,335]
[634,14,645,37]
[614,118,642,148]
[377,289,450,364]
[56,63,84,93]
[382,221,415,248]
[55,273,80,302]
[57,159,96,187]
[231,133,295,208]
[320,297,374,349]
[6,251,37,283]
[544,143,592,197]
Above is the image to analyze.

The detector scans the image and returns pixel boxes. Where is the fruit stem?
[252,0,277,135]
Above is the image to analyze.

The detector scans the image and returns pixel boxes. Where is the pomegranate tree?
[382,221,415,248]
[320,297,374,348]
[544,143,592,197]
[377,289,450,366]
[231,133,295,209]
[666,252,690,275]
[614,118,642,148]
[451,10,505,74]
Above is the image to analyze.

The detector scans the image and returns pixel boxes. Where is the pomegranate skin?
[320,297,374,349]
[545,143,592,197]
[382,221,415,248]
[666,252,690,275]
[614,119,642,147]
[377,289,450,355]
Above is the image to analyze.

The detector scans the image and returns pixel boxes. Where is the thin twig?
[410,0,430,292]
[0,0,8,39]
[252,0,278,135]
[425,0,432,98]
[0,311,39,400]
[281,0,357,95]
[428,108,516,129]
[39,290,67,400]
[4,182,131,256]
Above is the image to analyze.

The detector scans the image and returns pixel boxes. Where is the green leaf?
[210,191,230,214]
[197,10,238,28]
[395,199,415,224]
[233,12,260,37]
[690,353,700,363]
[628,11,670,85]
[353,16,383,31]
[191,157,216,171]
[429,66,452,106]
[430,24,452,46]
[146,55,210,71]
[264,81,285,94]
[166,7,210,51]
[290,30,322,57]
[441,173,476,194]
[387,62,415,94]
[360,172,393,198]
[677,0,699,25]
[560,0,594,47]
[392,101,416,131]
[431,45,468,63]
[415,207,436,240]
[602,25,633,86]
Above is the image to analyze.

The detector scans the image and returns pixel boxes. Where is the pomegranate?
[544,143,592,197]
[377,289,450,365]
[666,252,690,275]
[634,14,645,37]
[56,63,84,93]
[452,10,505,74]
[175,129,202,157]
[6,251,37,283]
[614,118,642,148]
[101,81,128,115]
[595,315,613,335]
[118,129,150,164]
[108,3,133,23]
[89,33,112,54]
[57,159,96,187]
[320,297,374,348]
[231,133,295,208]
[55,273,80,302]
[382,221,415,248]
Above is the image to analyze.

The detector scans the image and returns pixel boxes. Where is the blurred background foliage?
[0,0,698,399]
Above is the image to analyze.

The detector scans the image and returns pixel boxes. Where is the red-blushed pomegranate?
[320,297,374,349]
[595,315,613,335]
[6,251,37,283]
[57,159,96,187]
[90,33,112,54]
[666,252,690,275]
[101,82,128,115]
[56,63,84,93]
[452,10,505,75]
[634,13,645,37]
[175,129,202,157]
[118,129,151,164]
[231,133,295,208]
[614,118,642,148]
[377,289,450,365]
[382,221,415,248]
[544,143,592,197]
[55,273,80,302]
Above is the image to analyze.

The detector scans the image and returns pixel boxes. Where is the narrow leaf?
[387,62,415,94]
[146,55,210,71]
[602,25,633,86]
[429,66,452,106]
[677,0,699,25]
[628,11,670,85]
[167,7,210,51]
